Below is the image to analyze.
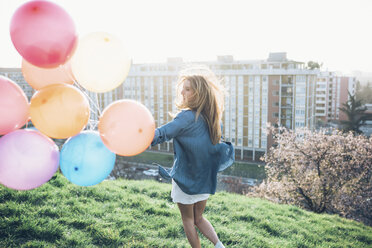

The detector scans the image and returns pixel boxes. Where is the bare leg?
[193,200,219,245]
[177,203,201,248]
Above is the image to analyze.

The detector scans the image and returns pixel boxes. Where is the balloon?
[71,32,131,93]
[0,129,59,190]
[22,59,74,90]
[0,75,29,135]
[98,100,155,156]
[30,84,90,139]
[10,0,77,68]
[60,131,116,186]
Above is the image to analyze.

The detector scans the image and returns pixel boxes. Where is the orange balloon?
[98,100,155,156]
[30,84,90,139]
[22,59,75,90]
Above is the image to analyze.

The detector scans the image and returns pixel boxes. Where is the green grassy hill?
[0,173,371,248]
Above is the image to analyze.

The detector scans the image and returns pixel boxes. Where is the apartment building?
[0,53,319,161]
[118,52,318,161]
[315,71,356,125]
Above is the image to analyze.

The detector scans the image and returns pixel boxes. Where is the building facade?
[87,52,318,161]
[0,53,323,161]
[315,71,356,126]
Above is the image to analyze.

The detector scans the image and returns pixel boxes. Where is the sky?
[1,0,372,74]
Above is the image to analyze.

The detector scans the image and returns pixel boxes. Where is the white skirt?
[171,179,210,204]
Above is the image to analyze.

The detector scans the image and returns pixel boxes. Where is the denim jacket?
[151,110,235,195]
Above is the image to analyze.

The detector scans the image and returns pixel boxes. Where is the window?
[272,80,279,86]
[295,109,305,116]
[296,87,306,94]
[296,75,306,82]
[296,98,306,105]
[295,121,305,127]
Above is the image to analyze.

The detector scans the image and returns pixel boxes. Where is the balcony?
[281,105,293,109]
[281,93,293,97]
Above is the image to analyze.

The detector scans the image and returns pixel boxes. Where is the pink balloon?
[0,76,29,135]
[10,0,77,68]
[98,100,155,156]
[0,129,59,191]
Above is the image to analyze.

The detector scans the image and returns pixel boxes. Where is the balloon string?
[74,82,101,130]
[61,64,101,130]
[73,81,102,116]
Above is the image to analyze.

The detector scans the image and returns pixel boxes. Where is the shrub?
[249,126,372,226]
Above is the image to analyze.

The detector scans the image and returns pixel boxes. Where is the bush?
[249,126,372,226]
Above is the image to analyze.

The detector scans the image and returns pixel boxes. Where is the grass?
[1,173,371,248]
[119,151,175,167]
[119,151,266,179]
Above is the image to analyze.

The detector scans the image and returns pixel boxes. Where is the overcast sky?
[1,0,372,74]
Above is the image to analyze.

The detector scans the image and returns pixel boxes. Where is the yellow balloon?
[98,100,155,156]
[71,32,131,93]
[30,84,90,139]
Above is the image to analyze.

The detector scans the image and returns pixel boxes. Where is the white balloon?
[71,32,131,93]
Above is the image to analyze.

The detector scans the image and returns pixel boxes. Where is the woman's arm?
[151,110,193,146]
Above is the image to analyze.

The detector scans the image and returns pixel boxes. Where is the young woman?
[151,66,234,248]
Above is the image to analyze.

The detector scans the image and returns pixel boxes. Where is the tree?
[251,126,372,225]
[306,61,323,70]
[355,80,362,94]
[355,82,372,104]
[339,91,367,134]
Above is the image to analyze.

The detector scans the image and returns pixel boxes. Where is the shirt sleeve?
[151,110,193,146]
[217,141,235,172]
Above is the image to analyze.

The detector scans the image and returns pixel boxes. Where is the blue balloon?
[60,130,116,186]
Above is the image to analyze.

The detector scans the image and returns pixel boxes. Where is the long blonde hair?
[175,66,225,145]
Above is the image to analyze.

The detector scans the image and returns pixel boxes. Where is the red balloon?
[10,0,77,68]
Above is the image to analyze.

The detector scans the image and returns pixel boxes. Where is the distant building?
[122,52,318,161]
[315,71,356,126]
[337,77,356,122]
[4,53,357,161]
